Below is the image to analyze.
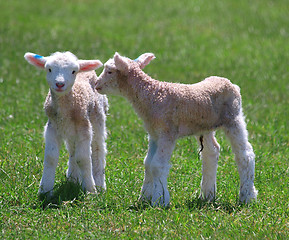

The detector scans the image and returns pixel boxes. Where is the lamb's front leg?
[150,137,176,207]
[91,134,106,191]
[139,137,157,203]
[39,121,61,196]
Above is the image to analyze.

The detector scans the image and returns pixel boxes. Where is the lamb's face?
[96,59,122,95]
[45,56,80,96]
[96,52,155,96]
[24,51,103,96]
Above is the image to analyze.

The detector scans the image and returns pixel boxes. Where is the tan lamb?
[96,52,257,207]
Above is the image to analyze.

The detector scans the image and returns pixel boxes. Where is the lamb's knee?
[235,144,255,174]
[76,156,91,169]
[44,150,59,168]
[150,161,170,178]
[144,158,152,172]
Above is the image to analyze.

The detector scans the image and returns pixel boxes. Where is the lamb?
[95,52,257,207]
[24,51,108,197]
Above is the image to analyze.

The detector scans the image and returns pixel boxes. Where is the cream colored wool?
[24,52,108,196]
[96,52,257,206]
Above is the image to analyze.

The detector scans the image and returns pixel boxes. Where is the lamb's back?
[157,76,241,136]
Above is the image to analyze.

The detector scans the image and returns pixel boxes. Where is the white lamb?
[24,51,108,196]
[96,52,257,207]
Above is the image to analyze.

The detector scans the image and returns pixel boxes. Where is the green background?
[0,0,288,238]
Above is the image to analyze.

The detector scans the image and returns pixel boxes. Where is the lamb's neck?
[121,70,159,117]
[122,71,142,97]
[46,90,75,116]
[45,89,75,121]
[50,89,73,104]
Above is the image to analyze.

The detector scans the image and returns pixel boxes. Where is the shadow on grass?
[38,181,85,209]
[127,197,243,213]
[127,200,154,212]
[186,197,244,214]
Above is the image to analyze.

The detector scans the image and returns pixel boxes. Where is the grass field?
[0,0,288,238]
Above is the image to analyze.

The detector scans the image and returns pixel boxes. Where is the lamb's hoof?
[83,186,97,194]
[93,185,106,194]
[151,193,170,208]
[38,190,53,201]
[199,192,216,202]
[239,186,258,204]
[138,193,152,205]
[151,199,170,208]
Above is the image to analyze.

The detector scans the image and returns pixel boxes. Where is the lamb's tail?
[223,83,242,122]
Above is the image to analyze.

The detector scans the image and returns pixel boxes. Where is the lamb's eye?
[48,68,51,72]
[107,71,112,74]
[72,70,76,74]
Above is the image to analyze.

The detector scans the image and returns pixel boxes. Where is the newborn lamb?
[96,52,257,206]
[24,51,108,196]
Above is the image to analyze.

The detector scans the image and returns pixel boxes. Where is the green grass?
[0,0,288,238]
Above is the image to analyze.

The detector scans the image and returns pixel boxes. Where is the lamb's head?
[96,52,155,95]
[24,51,103,96]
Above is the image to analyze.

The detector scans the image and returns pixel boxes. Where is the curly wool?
[96,52,257,207]
[118,62,241,139]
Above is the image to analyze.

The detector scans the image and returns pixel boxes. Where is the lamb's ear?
[135,53,156,69]
[78,60,103,72]
[24,52,47,69]
[114,52,129,73]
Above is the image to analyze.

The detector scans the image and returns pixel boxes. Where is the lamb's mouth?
[95,87,102,91]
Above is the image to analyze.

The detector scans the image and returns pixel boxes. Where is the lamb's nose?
[56,82,65,88]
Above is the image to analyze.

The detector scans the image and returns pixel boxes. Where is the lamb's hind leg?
[66,141,81,184]
[91,119,107,191]
[74,126,96,193]
[196,132,220,201]
[224,113,257,203]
